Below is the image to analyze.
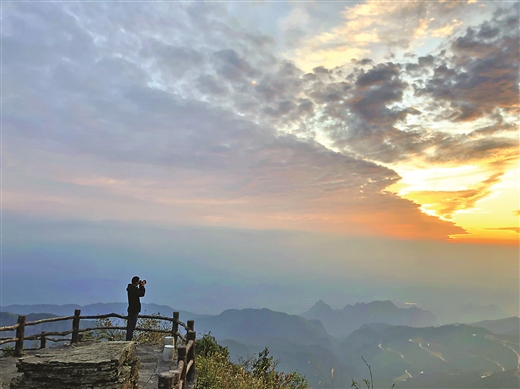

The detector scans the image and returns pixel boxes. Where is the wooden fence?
[0,309,196,389]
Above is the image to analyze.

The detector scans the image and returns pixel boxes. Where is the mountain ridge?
[467,316,519,336]
[301,299,439,338]
[0,303,204,321]
[196,307,333,347]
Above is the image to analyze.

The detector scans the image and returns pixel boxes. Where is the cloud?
[485,227,520,234]
[402,172,504,219]
[4,1,516,240]
[283,0,495,72]
[213,48,259,82]
[289,10,519,173]
[415,10,519,123]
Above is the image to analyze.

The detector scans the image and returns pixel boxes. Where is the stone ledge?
[10,341,139,389]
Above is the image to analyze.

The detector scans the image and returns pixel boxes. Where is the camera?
[140,280,147,286]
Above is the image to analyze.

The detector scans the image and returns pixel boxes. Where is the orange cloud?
[400,172,503,219]
[485,227,520,234]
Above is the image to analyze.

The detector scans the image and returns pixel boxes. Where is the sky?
[1,1,519,319]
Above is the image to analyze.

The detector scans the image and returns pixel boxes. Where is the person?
[126,276,146,341]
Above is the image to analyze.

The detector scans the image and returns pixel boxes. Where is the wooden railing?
[0,309,196,389]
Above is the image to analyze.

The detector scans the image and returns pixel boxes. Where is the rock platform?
[0,341,185,389]
[10,341,139,389]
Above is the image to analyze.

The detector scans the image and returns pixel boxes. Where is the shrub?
[196,333,308,389]
[83,313,169,344]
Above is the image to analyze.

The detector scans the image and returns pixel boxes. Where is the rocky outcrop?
[10,341,139,389]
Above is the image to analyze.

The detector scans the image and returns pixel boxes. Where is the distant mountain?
[0,312,97,348]
[468,316,520,337]
[301,300,439,338]
[458,303,508,323]
[195,308,333,347]
[1,304,83,317]
[0,303,204,322]
[336,322,520,388]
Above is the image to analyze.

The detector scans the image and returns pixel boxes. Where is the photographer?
[126,276,146,341]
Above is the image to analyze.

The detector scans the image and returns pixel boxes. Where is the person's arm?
[138,284,145,297]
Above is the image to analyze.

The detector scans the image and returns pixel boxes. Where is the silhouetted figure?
[126,276,146,341]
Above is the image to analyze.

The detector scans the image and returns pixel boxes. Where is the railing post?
[173,371,180,389]
[72,309,81,344]
[15,315,26,357]
[187,320,194,332]
[158,371,175,389]
[186,330,196,382]
[178,346,187,388]
[40,332,47,349]
[172,312,179,347]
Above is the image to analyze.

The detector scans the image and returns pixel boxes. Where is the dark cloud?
[213,48,258,82]
[415,10,519,122]
[406,55,435,75]
[313,66,332,75]
[296,10,519,166]
[307,62,423,163]
[418,55,435,67]
[356,58,374,66]
[306,81,351,104]
[255,61,305,101]
[356,63,401,87]
[468,122,518,137]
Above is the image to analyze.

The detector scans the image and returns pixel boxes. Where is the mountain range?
[2,301,518,388]
[0,303,203,322]
[195,308,333,347]
[469,316,520,337]
[301,300,439,338]
[0,312,98,348]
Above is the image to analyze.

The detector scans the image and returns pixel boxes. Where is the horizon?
[1,2,519,320]
[1,290,517,322]
[2,298,518,324]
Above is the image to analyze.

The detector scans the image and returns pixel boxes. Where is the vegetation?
[196,333,308,389]
[1,345,15,356]
[83,313,170,344]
